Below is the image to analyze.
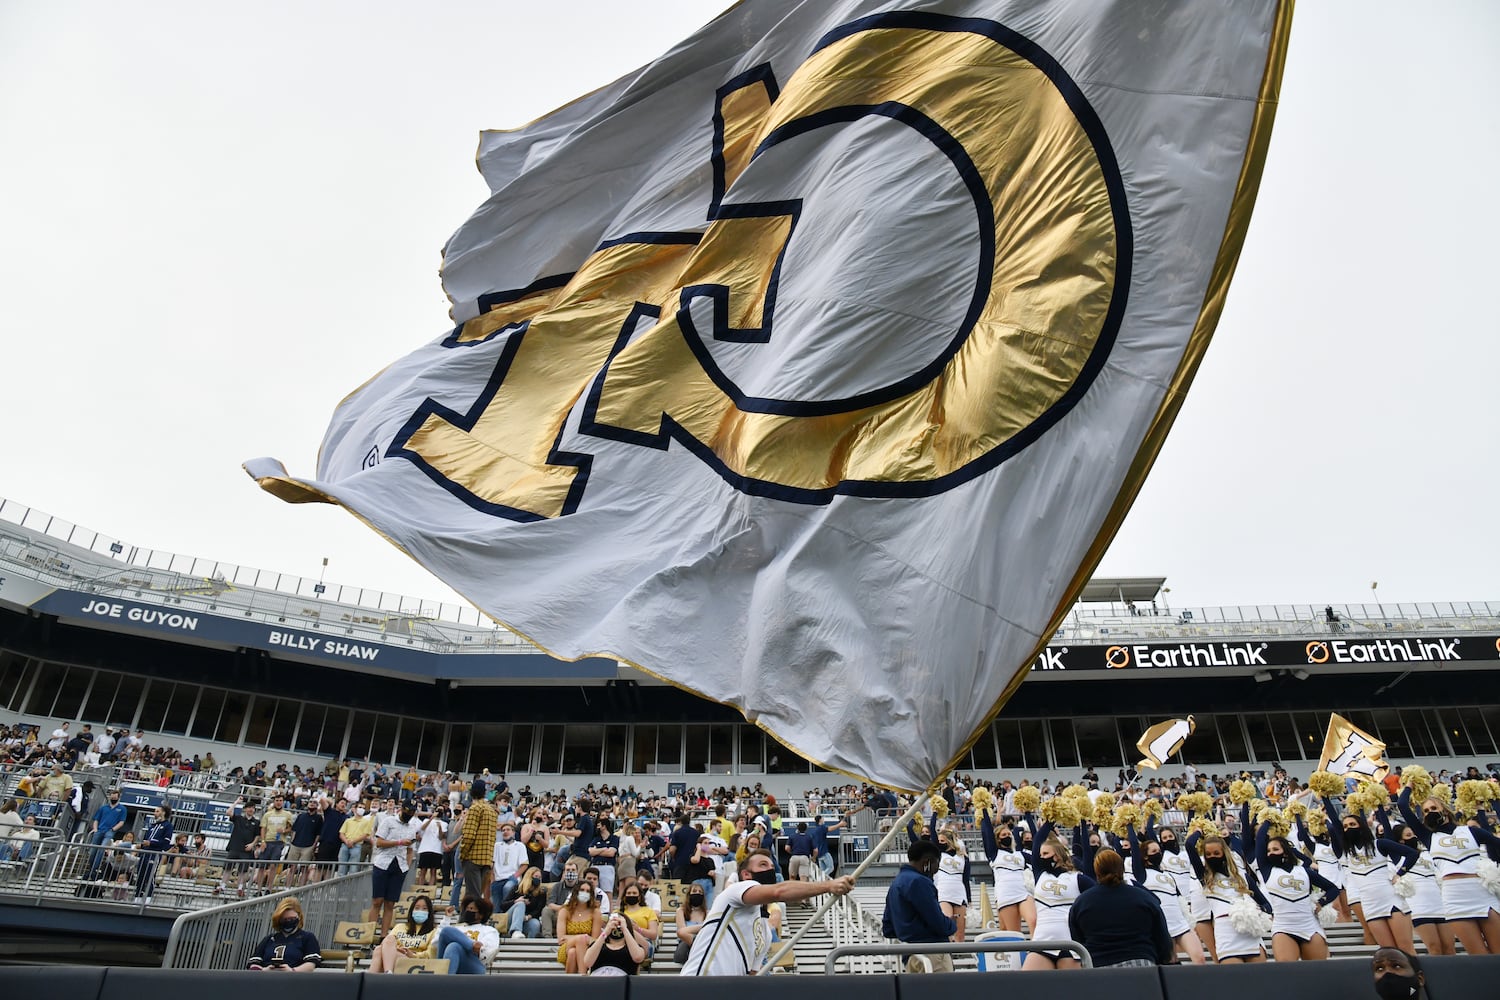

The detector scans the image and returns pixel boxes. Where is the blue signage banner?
[32,588,618,682]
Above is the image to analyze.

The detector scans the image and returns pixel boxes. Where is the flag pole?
[758,781,938,974]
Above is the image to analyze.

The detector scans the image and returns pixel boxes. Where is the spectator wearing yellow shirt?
[339,801,375,875]
[401,769,419,804]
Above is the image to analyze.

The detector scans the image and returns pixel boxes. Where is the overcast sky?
[2,1,1495,618]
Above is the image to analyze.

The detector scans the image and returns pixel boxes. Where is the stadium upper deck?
[3,496,1499,786]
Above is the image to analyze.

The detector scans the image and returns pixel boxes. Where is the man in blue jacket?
[86,789,129,879]
[882,839,956,973]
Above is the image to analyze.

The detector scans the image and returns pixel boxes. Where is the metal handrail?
[162,867,372,970]
[823,939,1094,974]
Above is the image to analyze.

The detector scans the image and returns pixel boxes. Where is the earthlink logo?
[1104,646,1131,669]
[1306,641,1330,664]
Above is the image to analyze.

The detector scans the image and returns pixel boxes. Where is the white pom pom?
[1477,859,1500,897]
[1023,869,1035,891]
[1178,897,1193,923]
[1392,874,1416,899]
[1228,894,1271,936]
[1318,904,1338,928]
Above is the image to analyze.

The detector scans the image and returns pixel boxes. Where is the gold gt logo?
[392,13,1129,520]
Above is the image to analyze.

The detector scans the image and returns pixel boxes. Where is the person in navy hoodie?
[134,804,173,904]
[882,839,956,973]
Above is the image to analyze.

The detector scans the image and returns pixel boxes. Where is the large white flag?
[248,1,1291,791]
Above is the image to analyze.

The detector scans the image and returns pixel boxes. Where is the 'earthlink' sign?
[1032,635,1500,672]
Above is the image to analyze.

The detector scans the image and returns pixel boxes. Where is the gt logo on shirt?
[1275,874,1306,892]
[391,13,1127,521]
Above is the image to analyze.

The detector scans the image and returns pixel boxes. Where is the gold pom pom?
[1400,765,1433,802]
[1456,780,1496,819]
[1432,785,1452,809]
[970,786,996,821]
[1013,786,1041,814]
[1110,803,1143,838]
[1257,806,1290,839]
[1229,780,1258,805]
[1092,793,1116,827]
[1362,780,1391,807]
[1063,784,1092,804]
[1143,798,1165,820]
[930,795,950,819]
[1187,816,1222,839]
[1175,791,1213,815]
[1308,770,1346,798]
[1285,800,1308,820]
[1041,796,1082,828]
[1305,810,1328,837]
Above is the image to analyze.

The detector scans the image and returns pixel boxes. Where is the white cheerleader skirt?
[1271,907,1325,944]
[1314,861,1343,890]
[1187,882,1211,924]
[1160,894,1193,939]
[1212,912,1264,961]
[993,872,1030,909]
[1441,876,1500,921]
[934,872,967,907]
[1350,875,1401,919]
[1408,877,1446,924]
[1030,912,1075,959]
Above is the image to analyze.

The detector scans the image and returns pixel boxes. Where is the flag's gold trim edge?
[251,467,921,791]
[929,0,1297,783]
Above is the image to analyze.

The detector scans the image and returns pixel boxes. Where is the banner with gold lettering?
[247,1,1291,791]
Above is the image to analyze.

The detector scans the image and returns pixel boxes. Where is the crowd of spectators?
[8,714,1500,975]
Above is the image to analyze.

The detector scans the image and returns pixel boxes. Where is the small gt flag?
[1317,713,1390,781]
[1137,716,1195,770]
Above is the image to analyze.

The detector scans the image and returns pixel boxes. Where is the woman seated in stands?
[370,893,436,972]
[503,866,549,938]
[555,875,604,973]
[581,910,647,976]
[673,881,711,965]
[247,897,321,972]
[434,896,501,974]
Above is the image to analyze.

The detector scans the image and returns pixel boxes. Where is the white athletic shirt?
[679,880,770,976]
[991,847,1029,900]
[933,851,967,903]
[1201,855,1254,917]
[1031,870,1084,933]
[1429,826,1484,877]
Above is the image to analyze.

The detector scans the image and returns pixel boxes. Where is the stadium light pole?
[1371,580,1382,618]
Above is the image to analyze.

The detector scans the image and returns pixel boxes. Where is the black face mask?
[1042,860,1063,877]
[997,836,1013,850]
[750,869,777,886]
[279,916,300,933]
[463,908,479,924]
[1207,856,1229,874]
[1423,813,1446,831]
[1374,972,1421,1000]
[1160,839,1179,854]
[1345,825,1374,849]
[1146,853,1163,870]
[401,810,415,823]
[624,895,640,906]
[688,894,705,906]
[1272,853,1296,870]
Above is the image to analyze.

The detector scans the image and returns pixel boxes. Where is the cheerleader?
[1295,812,1353,924]
[1254,820,1339,961]
[1186,828,1270,963]
[1325,795,1417,950]
[1127,823,1207,963]
[980,811,1029,933]
[1397,787,1500,954]
[1021,823,1095,971]
[1391,821,1453,956]
[933,826,970,943]
[1151,813,1215,960]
